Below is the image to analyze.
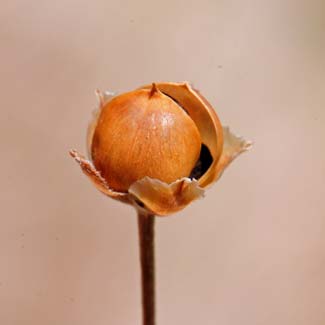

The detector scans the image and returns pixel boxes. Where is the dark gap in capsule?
[162,92,189,115]
[190,144,213,180]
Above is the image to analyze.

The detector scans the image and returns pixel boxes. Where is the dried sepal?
[129,177,204,216]
[213,127,252,181]
[69,149,129,202]
[96,89,116,107]
[87,90,116,158]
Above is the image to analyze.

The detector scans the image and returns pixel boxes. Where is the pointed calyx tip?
[69,149,77,158]
[149,83,159,98]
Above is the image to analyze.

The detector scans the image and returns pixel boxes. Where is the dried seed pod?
[70,82,252,216]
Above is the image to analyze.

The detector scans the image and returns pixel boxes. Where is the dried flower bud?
[70,82,252,216]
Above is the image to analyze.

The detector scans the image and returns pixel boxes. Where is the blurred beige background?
[1,0,325,324]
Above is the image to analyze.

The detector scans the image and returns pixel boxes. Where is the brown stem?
[138,211,156,325]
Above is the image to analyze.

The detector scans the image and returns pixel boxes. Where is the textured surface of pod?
[91,85,202,192]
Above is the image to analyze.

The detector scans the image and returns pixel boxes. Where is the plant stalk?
[137,211,156,325]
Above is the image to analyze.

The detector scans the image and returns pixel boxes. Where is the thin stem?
[137,211,156,325]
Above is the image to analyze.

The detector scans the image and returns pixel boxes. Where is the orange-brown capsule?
[70,82,252,216]
[91,85,201,192]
